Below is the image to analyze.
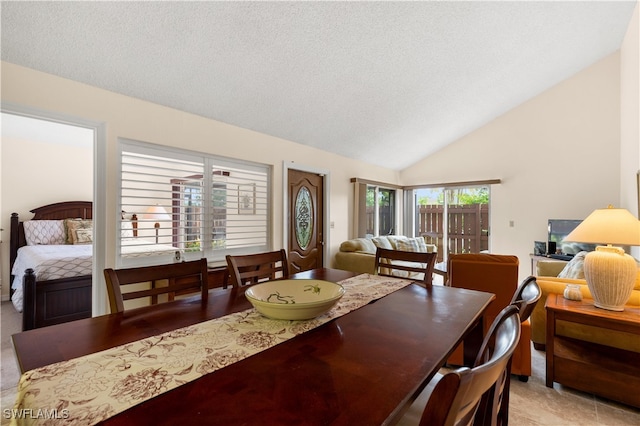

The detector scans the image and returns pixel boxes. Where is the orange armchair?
[446,253,532,381]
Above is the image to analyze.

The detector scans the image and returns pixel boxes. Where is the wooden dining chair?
[397,305,521,426]
[104,258,209,313]
[510,275,541,322]
[490,275,541,426]
[374,247,437,286]
[225,249,289,288]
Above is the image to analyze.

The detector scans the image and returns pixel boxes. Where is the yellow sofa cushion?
[339,238,377,254]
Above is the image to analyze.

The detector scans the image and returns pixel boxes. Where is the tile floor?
[1,300,639,425]
[1,301,22,426]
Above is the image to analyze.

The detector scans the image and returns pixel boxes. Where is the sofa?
[531,256,640,352]
[334,235,437,275]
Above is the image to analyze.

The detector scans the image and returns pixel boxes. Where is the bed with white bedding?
[10,240,179,314]
[9,201,181,330]
[11,244,92,313]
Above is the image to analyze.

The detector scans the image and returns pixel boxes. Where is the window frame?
[116,138,271,268]
[354,180,401,237]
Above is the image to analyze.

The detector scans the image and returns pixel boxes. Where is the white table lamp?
[564,206,640,311]
[144,205,171,244]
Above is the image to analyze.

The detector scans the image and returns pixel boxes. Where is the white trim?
[282,161,330,267]
[0,102,108,315]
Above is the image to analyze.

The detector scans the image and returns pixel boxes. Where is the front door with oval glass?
[288,169,324,273]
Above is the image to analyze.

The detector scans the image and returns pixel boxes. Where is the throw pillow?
[557,251,587,280]
[396,238,424,252]
[74,228,93,244]
[23,220,66,245]
[409,237,428,252]
[357,238,377,254]
[371,236,393,250]
[385,235,407,250]
[64,218,93,244]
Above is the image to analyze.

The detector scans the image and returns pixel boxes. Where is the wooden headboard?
[9,201,93,273]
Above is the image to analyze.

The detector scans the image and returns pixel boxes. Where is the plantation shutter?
[118,139,270,267]
[209,158,269,254]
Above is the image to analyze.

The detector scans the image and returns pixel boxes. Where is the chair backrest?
[374,247,437,286]
[478,276,540,426]
[104,259,209,313]
[225,249,289,288]
[510,275,541,322]
[447,253,519,326]
[418,305,521,426]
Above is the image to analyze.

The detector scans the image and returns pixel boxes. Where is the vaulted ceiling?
[1,1,636,170]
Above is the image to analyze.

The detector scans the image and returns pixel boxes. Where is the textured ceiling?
[1,1,636,170]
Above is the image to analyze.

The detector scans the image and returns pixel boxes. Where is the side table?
[545,294,640,408]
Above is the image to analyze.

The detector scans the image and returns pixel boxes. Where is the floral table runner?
[11,274,412,425]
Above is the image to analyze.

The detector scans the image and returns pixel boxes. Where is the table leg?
[545,308,555,388]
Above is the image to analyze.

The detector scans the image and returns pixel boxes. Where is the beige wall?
[0,62,399,302]
[620,3,640,258]
[401,52,623,283]
[621,3,640,213]
[1,133,93,300]
[1,127,93,219]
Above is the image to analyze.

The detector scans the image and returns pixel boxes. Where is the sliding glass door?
[414,185,490,263]
[367,186,396,236]
[354,182,398,238]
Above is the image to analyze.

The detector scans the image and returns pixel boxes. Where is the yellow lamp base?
[583,246,637,311]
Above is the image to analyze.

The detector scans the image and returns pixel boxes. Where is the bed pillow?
[121,220,134,238]
[64,218,93,244]
[23,220,66,245]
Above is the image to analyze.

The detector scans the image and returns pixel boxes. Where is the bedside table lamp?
[144,205,170,244]
[564,206,640,311]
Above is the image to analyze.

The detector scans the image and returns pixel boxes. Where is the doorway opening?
[1,111,95,307]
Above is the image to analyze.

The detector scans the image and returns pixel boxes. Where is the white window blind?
[118,139,270,267]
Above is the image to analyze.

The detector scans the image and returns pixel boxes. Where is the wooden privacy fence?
[365,205,394,235]
[418,204,489,261]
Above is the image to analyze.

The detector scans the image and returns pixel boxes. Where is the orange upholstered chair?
[446,253,532,381]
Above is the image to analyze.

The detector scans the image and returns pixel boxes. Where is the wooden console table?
[545,294,640,408]
[207,264,230,288]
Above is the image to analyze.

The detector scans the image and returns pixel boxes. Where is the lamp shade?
[564,207,640,246]
[144,205,171,222]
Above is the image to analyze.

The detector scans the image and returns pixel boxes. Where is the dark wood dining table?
[12,268,494,425]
